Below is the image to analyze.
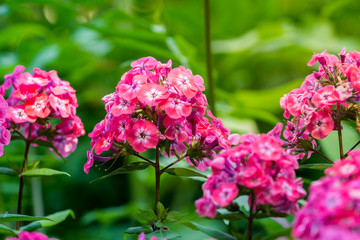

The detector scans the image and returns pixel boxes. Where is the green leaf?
[21,168,71,177]
[0,167,16,176]
[156,202,167,220]
[215,212,248,221]
[134,208,158,225]
[0,214,50,223]
[147,230,181,240]
[163,167,207,178]
[0,223,17,236]
[90,162,151,183]
[20,209,75,232]
[165,211,185,223]
[299,163,333,170]
[124,226,152,234]
[180,221,236,240]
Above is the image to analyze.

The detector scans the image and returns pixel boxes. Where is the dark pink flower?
[137,83,169,107]
[168,67,198,99]
[5,231,58,240]
[306,110,334,139]
[24,94,51,119]
[128,120,159,153]
[212,182,239,207]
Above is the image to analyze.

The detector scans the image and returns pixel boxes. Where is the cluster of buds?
[5,231,58,240]
[293,150,360,239]
[85,57,238,173]
[1,66,85,157]
[195,131,306,218]
[280,49,360,157]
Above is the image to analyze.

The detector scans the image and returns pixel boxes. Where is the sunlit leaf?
[0,214,50,223]
[163,167,207,178]
[20,209,75,232]
[180,221,236,240]
[21,168,71,177]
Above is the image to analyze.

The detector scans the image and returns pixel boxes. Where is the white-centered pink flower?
[137,83,169,107]
[127,120,159,153]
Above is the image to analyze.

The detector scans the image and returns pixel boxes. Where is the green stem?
[247,193,255,240]
[204,0,216,115]
[154,146,160,217]
[337,103,344,159]
[16,139,32,230]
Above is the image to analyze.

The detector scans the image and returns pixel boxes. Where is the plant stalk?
[154,146,160,216]
[204,0,216,115]
[16,139,31,230]
[336,103,344,159]
[247,193,256,240]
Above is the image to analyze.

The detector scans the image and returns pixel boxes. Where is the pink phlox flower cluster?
[281,48,360,144]
[85,57,238,174]
[293,150,360,240]
[5,231,58,240]
[1,66,85,157]
[0,94,10,156]
[195,133,306,218]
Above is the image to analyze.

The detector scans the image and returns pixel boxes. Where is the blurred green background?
[1,0,360,239]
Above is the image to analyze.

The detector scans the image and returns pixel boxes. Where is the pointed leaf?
[180,221,236,240]
[21,168,70,177]
[124,226,152,234]
[299,163,333,170]
[165,211,185,223]
[134,208,158,225]
[90,162,151,183]
[0,214,50,223]
[215,212,248,221]
[20,209,75,232]
[0,223,17,236]
[147,230,181,240]
[164,167,207,178]
[0,167,16,176]
[156,202,167,220]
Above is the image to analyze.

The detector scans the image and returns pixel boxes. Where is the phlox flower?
[128,120,159,153]
[1,66,85,158]
[196,133,305,218]
[5,231,58,240]
[306,110,334,139]
[167,67,198,99]
[138,83,169,107]
[86,57,238,174]
[292,150,360,239]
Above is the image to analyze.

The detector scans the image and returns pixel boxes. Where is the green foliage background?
[0,0,360,239]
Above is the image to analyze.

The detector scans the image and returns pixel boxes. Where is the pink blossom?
[168,67,198,99]
[7,106,36,123]
[24,94,51,119]
[5,231,58,240]
[138,83,169,107]
[212,182,239,206]
[293,150,360,239]
[128,120,159,153]
[306,110,334,139]
[312,85,339,108]
[110,96,137,116]
[159,96,192,119]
